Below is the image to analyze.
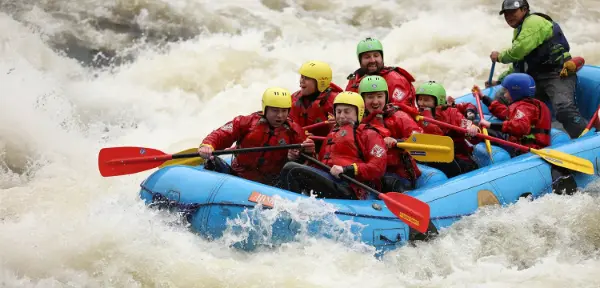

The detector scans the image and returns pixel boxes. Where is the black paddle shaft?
[172,144,305,159]
[300,152,381,197]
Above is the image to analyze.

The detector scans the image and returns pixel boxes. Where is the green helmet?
[416,81,447,106]
[356,37,383,61]
[359,75,389,103]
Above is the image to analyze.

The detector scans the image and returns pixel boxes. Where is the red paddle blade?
[98,147,170,177]
[380,192,431,234]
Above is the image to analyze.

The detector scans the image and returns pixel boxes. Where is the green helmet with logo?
[359,75,389,103]
[416,81,447,106]
[356,37,384,61]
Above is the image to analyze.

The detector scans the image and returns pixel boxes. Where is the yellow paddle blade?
[482,127,494,163]
[531,148,595,175]
[158,148,204,168]
[397,133,455,163]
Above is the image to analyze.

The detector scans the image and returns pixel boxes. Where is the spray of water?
[2,0,600,286]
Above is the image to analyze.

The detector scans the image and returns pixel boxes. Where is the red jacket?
[376,105,423,185]
[319,119,388,199]
[488,98,551,149]
[290,83,343,137]
[417,107,479,162]
[201,112,306,185]
[453,102,477,118]
[346,66,417,109]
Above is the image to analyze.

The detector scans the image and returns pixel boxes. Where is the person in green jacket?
[487,0,587,139]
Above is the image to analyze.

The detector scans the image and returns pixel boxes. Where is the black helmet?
[499,0,529,15]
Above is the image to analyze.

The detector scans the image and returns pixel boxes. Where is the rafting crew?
[197,87,315,185]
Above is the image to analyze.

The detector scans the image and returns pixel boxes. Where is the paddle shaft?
[472,86,488,123]
[488,62,496,85]
[299,153,382,197]
[303,121,333,131]
[299,152,431,233]
[472,86,494,162]
[310,136,450,151]
[415,114,530,152]
[579,105,600,137]
[396,103,533,153]
[106,144,304,165]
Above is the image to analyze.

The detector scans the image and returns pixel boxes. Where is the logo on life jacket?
[514,110,525,120]
[370,144,385,158]
[278,138,287,145]
[392,88,405,101]
[220,122,233,132]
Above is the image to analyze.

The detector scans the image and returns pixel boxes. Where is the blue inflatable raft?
[138,65,600,254]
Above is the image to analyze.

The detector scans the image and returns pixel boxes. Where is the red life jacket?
[346,66,417,108]
[232,113,303,184]
[290,83,343,136]
[382,105,423,186]
[319,121,386,199]
[510,98,551,149]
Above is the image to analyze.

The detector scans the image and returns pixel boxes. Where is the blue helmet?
[501,73,536,102]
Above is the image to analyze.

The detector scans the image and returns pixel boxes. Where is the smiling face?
[363,91,387,113]
[359,51,384,74]
[417,95,437,110]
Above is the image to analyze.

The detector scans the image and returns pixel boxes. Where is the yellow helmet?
[298,60,332,92]
[333,91,365,122]
[262,87,292,113]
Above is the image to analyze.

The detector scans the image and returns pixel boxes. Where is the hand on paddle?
[384,137,398,148]
[466,124,480,137]
[198,144,215,159]
[485,80,500,88]
[478,119,491,129]
[288,138,315,160]
[490,51,500,62]
[446,96,455,105]
[330,165,345,178]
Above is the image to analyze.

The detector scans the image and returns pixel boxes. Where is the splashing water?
[2,0,600,286]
